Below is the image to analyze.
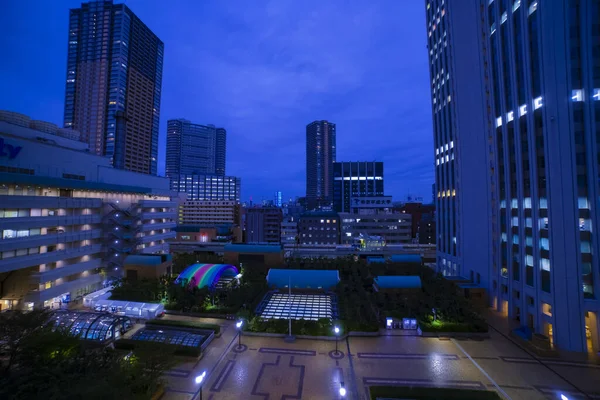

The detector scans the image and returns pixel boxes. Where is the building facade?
[306,120,336,210]
[0,120,176,311]
[333,162,384,212]
[245,207,283,244]
[426,0,600,353]
[297,212,340,246]
[418,212,436,245]
[177,200,239,226]
[281,216,298,249]
[63,0,163,175]
[339,213,412,245]
[165,119,227,177]
[395,202,436,239]
[170,174,240,202]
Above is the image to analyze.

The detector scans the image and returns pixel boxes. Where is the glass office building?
[333,161,384,212]
[170,174,241,202]
[306,120,336,210]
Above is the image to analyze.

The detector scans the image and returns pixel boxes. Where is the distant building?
[170,174,240,202]
[0,110,82,142]
[306,120,336,210]
[395,202,435,239]
[223,244,284,270]
[274,191,282,207]
[177,200,241,226]
[333,161,384,212]
[64,0,163,175]
[245,207,283,244]
[175,225,242,243]
[339,213,412,245]
[281,216,298,249]
[166,119,226,177]
[418,212,436,245]
[298,211,340,246]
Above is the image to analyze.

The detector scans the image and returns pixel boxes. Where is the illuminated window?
[501,12,507,24]
[533,96,543,109]
[512,0,521,12]
[528,1,538,15]
[593,89,600,101]
[496,116,503,127]
[507,111,514,122]
[519,104,527,117]
[571,89,583,102]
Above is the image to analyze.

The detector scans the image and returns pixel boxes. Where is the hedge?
[145,319,220,334]
[419,320,488,333]
[114,338,202,358]
[369,386,502,400]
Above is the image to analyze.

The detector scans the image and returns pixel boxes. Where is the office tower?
[0,117,176,310]
[166,119,227,177]
[333,162,384,212]
[274,191,282,207]
[245,207,283,244]
[426,0,600,353]
[64,0,163,175]
[170,174,241,202]
[306,120,336,210]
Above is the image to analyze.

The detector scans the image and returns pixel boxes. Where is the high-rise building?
[245,207,283,244]
[274,191,282,207]
[64,0,163,175]
[425,0,600,353]
[165,119,227,177]
[170,174,240,202]
[333,162,384,212]
[306,120,336,210]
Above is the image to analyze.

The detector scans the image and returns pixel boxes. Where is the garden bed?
[419,319,488,334]
[369,386,502,399]
[146,319,221,335]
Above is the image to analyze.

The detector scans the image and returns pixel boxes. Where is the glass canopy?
[52,310,132,343]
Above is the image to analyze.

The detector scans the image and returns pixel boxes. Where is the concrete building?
[339,213,412,245]
[64,0,163,175]
[306,120,336,210]
[223,244,284,270]
[333,161,384,212]
[165,119,227,177]
[123,254,172,280]
[298,211,340,246]
[177,200,240,226]
[395,202,436,239]
[418,212,436,245]
[281,216,298,249]
[1,111,81,141]
[245,207,283,244]
[425,0,600,353]
[170,174,240,202]
[0,118,176,311]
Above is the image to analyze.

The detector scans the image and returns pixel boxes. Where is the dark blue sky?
[0,0,433,203]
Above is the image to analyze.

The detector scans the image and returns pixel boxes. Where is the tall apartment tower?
[166,119,227,177]
[63,0,163,175]
[426,0,600,353]
[306,120,336,210]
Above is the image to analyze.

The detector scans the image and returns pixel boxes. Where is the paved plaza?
[160,319,600,400]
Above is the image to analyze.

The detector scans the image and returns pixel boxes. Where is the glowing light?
[195,371,207,385]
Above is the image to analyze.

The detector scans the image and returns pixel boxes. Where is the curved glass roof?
[131,328,207,348]
[175,263,239,289]
[52,310,132,342]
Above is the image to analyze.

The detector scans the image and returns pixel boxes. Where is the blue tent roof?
[266,269,340,289]
[374,275,422,289]
[390,254,422,263]
[224,244,282,254]
[367,257,386,264]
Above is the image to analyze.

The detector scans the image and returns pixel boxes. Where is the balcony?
[0,229,102,252]
[139,199,177,208]
[139,242,169,254]
[140,221,177,232]
[23,273,103,304]
[140,211,177,220]
[0,195,102,210]
[0,244,102,273]
[0,214,102,231]
[139,231,176,244]
[30,258,102,284]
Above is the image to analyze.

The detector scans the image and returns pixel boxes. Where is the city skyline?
[0,0,433,201]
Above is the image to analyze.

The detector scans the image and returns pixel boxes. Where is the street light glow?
[195,371,206,385]
[339,386,346,397]
[334,326,340,334]
[561,395,569,400]
[236,320,243,329]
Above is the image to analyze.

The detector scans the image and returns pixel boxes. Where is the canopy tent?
[175,263,239,290]
[91,299,164,319]
[52,310,132,343]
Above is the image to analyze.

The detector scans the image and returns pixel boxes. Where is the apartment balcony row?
[30,257,102,284]
[0,195,102,210]
[138,199,178,208]
[0,244,102,273]
[23,272,103,305]
[139,231,176,244]
[140,221,176,232]
[139,242,169,254]
[0,229,102,252]
[140,211,177,220]
[0,214,102,231]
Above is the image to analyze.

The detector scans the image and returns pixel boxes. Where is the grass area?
[145,319,221,334]
[369,386,502,399]
[419,319,488,333]
[114,338,202,357]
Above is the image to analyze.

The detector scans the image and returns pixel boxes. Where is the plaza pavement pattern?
[160,319,600,400]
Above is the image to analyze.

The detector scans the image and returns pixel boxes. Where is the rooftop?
[224,243,282,254]
[390,254,422,263]
[373,275,422,289]
[266,268,340,289]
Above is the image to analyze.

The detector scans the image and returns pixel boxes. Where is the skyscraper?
[64,0,163,175]
[306,120,336,210]
[426,0,600,353]
[165,119,227,177]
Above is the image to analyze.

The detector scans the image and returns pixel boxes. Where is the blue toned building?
[306,120,336,210]
[64,0,163,175]
[425,0,600,353]
[333,161,384,213]
[0,117,177,311]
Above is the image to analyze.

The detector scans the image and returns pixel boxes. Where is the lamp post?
[236,320,244,349]
[195,370,207,400]
[339,382,346,397]
[334,325,340,355]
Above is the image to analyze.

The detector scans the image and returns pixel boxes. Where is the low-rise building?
[339,212,412,245]
[280,216,298,249]
[245,207,282,244]
[0,117,177,311]
[298,211,340,246]
[177,200,240,226]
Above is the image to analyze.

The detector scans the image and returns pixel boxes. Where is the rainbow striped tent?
[175,263,239,290]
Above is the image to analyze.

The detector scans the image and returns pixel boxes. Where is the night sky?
[0,0,433,203]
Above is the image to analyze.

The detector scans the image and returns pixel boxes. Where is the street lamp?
[334,325,340,355]
[560,395,569,400]
[339,382,346,397]
[236,320,244,349]
[195,371,207,400]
